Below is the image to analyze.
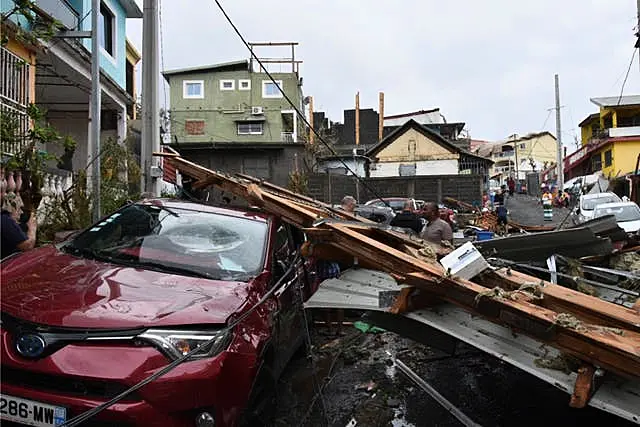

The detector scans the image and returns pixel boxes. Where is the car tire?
[240,352,278,427]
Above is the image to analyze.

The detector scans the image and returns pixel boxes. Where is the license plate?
[0,394,66,427]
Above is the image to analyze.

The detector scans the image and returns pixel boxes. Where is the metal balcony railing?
[281,132,294,143]
[1,46,31,155]
[33,0,79,30]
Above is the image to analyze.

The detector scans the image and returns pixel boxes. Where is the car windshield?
[63,204,268,281]
[582,195,620,210]
[593,205,640,222]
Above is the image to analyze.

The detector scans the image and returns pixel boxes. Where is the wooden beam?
[484,269,640,333]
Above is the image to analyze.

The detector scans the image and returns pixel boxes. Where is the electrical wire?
[60,254,302,427]
[210,0,392,209]
[617,47,637,106]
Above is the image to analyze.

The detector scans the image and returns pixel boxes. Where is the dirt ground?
[265,194,635,427]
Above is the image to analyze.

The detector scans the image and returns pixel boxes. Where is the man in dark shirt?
[1,193,37,259]
[390,200,423,234]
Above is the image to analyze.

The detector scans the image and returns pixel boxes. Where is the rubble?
[158,151,640,416]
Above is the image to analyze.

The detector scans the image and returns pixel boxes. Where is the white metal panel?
[609,126,640,138]
[306,268,640,424]
[369,160,458,177]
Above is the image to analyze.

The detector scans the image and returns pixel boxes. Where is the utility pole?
[636,0,640,70]
[308,96,314,145]
[90,0,101,222]
[378,92,384,141]
[355,92,360,146]
[141,0,161,195]
[554,74,564,190]
[513,134,519,183]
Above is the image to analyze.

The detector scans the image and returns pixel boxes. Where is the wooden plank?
[484,269,640,333]
[327,224,640,379]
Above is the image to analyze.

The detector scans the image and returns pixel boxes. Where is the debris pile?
[159,151,640,413]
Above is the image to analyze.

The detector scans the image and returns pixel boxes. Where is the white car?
[576,192,622,223]
[592,201,640,233]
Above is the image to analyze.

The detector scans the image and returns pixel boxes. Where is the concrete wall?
[307,174,483,205]
[374,128,459,163]
[316,158,367,177]
[178,145,308,188]
[168,70,303,144]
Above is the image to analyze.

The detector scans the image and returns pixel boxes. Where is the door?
[270,221,306,375]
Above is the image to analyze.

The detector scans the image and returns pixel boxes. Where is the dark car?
[0,199,315,427]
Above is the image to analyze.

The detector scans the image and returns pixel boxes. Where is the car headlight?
[138,329,232,361]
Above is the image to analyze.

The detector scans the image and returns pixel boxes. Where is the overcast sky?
[126,0,639,147]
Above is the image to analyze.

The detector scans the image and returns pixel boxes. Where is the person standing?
[340,195,357,213]
[420,202,453,245]
[390,200,423,234]
[507,177,515,196]
[1,193,37,259]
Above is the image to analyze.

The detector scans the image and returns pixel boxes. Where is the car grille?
[1,366,141,402]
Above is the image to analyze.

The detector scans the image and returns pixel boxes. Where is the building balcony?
[32,0,79,30]
[608,126,640,138]
[281,132,295,143]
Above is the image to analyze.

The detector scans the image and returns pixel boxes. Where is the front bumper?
[0,330,258,427]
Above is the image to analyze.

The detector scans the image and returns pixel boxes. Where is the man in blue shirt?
[1,193,37,259]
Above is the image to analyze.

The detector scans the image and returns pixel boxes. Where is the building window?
[591,154,602,171]
[262,80,283,98]
[185,120,205,135]
[99,2,115,56]
[519,143,526,149]
[183,80,204,99]
[239,79,251,90]
[604,149,612,167]
[237,122,263,135]
[220,79,235,91]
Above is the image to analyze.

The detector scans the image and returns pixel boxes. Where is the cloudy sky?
[126,0,639,147]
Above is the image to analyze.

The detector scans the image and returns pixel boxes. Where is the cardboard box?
[439,241,489,280]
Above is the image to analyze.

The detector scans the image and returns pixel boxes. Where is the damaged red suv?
[1,199,315,427]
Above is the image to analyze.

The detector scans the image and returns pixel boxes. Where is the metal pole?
[90,0,101,222]
[141,0,161,195]
[555,74,564,190]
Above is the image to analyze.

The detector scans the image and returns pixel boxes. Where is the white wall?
[369,159,458,177]
[317,158,367,177]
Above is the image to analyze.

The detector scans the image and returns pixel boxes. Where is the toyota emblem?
[16,334,46,358]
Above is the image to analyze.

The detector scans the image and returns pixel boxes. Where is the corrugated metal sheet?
[305,268,640,423]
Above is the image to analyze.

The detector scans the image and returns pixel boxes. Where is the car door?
[270,221,306,376]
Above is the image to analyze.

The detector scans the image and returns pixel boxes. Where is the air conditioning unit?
[251,106,264,115]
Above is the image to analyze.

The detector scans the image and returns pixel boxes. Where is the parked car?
[576,192,622,223]
[354,205,396,224]
[0,199,315,427]
[364,198,457,230]
[592,201,640,233]
[364,197,417,213]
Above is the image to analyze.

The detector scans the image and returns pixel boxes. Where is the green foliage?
[1,0,64,47]
[288,171,308,195]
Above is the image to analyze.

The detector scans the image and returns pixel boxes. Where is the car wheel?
[240,354,278,427]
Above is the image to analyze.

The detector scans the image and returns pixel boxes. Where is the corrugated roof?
[590,95,640,108]
[162,60,249,78]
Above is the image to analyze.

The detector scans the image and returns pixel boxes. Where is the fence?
[307,173,483,206]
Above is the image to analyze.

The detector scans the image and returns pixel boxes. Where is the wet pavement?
[267,193,635,427]
[271,329,633,427]
[505,193,573,229]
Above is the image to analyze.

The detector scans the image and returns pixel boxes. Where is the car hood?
[1,246,261,329]
[619,219,640,233]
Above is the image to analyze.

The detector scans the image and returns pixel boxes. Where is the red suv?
[1,199,315,427]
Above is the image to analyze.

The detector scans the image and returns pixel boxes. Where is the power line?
[211,0,391,208]
[617,47,638,105]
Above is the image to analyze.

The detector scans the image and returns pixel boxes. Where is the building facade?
[565,95,640,181]
[163,55,307,187]
[474,132,558,186]
[1,0,142,174]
